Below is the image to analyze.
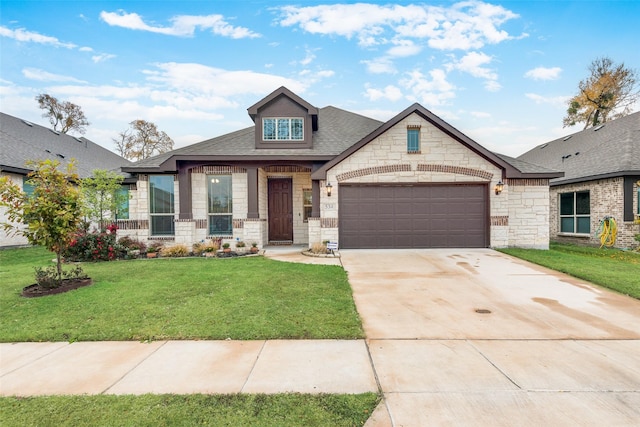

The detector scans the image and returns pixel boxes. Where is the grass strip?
[499,243,640,299]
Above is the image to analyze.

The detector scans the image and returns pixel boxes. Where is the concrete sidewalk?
[1,340,376,396]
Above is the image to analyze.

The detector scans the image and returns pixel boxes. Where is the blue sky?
[1,0,639,157]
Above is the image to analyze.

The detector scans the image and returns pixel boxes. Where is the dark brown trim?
[247,166,259,219]
[177,167,192,220]
[550,171,640,187]
[247,86,318,122]
[624,175,640,221]
[311,180,320,218]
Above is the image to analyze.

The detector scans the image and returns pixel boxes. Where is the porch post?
[247,166,259,219]
[178,166,192,220]
[311,179,320,218]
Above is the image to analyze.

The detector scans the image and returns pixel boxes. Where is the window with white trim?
[559,191,590,234]
[263,118,303,141]
[208,175,232,235]
[149,175,175,235]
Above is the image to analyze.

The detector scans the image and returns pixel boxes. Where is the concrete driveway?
[340,249,640,426]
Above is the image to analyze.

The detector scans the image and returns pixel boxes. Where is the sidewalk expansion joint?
[240,340,267,393]
[100,340,168,394]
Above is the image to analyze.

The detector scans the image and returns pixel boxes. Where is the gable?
[312,103,560,180]
[248,86,319,150]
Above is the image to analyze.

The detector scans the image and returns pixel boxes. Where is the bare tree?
[113,119,174,161]
[35,94,90,134]
[563,57,639,129]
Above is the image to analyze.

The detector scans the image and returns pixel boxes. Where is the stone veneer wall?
[550,177,639,249]
[506,179,551,249]
[322,112,551,249]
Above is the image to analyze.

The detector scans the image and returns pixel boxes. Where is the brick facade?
[550,178,640,249]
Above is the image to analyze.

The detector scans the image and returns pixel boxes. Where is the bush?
[193,240,218,256]
[161,244,189,258]
[117,236,147,253]
[34,265,88,289]
[310,242,328,254]
[63,225,125,262]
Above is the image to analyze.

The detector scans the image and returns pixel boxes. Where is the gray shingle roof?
[124,106,384,171]
[518,112,640,184]
[1,112,130,178]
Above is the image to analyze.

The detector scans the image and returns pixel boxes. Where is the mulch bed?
[21,278,93,298]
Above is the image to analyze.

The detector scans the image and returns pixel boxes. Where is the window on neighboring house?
[559,191,590,234]
[116,186,129,220]
[407,128,420,153]
[208,175,232,235]
[149,175,174,235]
[22,177,35,198]
[263,118,304,141]
[303,188,312,221]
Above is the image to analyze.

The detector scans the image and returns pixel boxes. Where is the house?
[518,112,640,249]
[118,87,561,250]
[0,112,131,247]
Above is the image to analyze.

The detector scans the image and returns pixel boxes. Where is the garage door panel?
[339,184,488,249]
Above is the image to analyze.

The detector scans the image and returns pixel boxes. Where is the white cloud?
[92,53,116,63]
[277,1,523,50]
[525,93,568,107]
[386,40,422,58]
[361,57,396,74]
[470,111,491,118]
[100,11,261,39]
[22,68,87,83]
[446,51,500,91]
[0,25,76,48]
[399,68,456,106]
[364,84,404,102]
[524,66,562,81]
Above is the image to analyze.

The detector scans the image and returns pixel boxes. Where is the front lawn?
[0,393,381,427]
[0,247,364,342]
[499,243,640,299]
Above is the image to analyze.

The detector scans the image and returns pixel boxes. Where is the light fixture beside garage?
[494,180,504,195]
[326,182,333,197]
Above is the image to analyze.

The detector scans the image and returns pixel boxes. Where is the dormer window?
[263,118,304,141]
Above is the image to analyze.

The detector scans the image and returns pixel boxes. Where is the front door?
[268,178,293,242]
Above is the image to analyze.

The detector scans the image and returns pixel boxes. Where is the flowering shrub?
[63,224,125,262]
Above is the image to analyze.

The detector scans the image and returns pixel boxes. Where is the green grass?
[0,393,381,426]
[0,247,364,342]
[499,243,640,299]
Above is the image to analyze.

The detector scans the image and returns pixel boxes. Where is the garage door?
[339,184,488,249]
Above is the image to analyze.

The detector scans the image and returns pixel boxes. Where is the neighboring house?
[518,112,640,249]
[0,112,131,247]
[119,87,561,250]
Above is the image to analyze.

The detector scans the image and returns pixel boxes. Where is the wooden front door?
[268,178,293,242]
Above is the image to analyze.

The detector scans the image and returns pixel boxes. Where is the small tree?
[0,159,83,286]
[36,94,90,135]
[81,169,126,227]
[113,119,174,161]
[563,57,639,129]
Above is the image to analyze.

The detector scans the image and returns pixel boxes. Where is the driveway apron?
[340,249,640,427]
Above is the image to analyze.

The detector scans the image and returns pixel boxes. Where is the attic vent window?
[56,154,65,159]
[21,120,33,127]
[45,149,51,153]
[539,143,548,149]
[562,136,572,141]
[593,125,605,131]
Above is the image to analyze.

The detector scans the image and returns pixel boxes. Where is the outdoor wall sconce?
[494,180,504,195]
[326,182,333,197]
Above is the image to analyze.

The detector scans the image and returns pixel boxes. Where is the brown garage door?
[339,184,488,249]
